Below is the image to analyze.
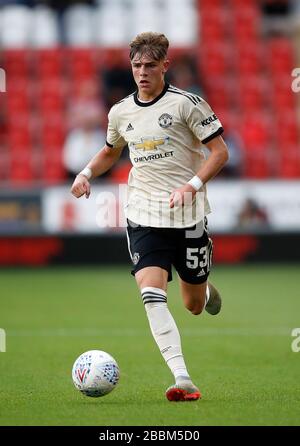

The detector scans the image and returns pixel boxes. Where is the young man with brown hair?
[71,32,229,402]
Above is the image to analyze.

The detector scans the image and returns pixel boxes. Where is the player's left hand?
[170,183,197,208]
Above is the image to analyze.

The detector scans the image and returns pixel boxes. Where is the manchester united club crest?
[158,113,173,128]
[132,252,140,265]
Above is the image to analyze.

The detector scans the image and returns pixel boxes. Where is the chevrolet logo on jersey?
[131,137,169,151]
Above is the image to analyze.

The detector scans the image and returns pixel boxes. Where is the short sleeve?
[181,97,224,144]
[106,107,127,149]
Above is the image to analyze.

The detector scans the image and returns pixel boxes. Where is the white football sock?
[141,287,190,381]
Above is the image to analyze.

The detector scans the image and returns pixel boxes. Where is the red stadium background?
[0,0,299,265]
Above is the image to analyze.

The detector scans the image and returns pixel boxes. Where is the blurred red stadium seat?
[200,43,233,81]
[230,0,258,9]
[273,89,296,111]
[271,74,297,111]
[206,80,234,109]
[239,113,272,146]
[41,128,65,149]
[0,149,9,182]
[276,146,300,178]
[8,129,32,150]
[233,5,260,38]
[10,150,34,182]
[235,112,273,177]
[268,37,295,75]
[200,23,228,42]
[200,9,230,41]
[197,0,224,8]
[5,79,31,114]
[274,112,299,147]
[34,48,63,79]
[38,114,66,150]
[35,78,65,114]
[238,77,270,111]
[3,49,31,80]
[7,115,32,150]
[235,43,266,76]
[43,150,66,183]
[233,20,258,42]
[66,48,96,80]
[243,147,272,178]
[233,3,260,19]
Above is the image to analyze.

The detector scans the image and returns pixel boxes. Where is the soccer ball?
[72,350,120,397]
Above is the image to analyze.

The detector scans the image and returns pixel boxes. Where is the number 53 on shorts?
[186,239,213,270]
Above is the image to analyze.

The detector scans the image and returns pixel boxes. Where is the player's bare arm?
[196,135,229,183]
[71,144,124,199]
[170,135,229,208]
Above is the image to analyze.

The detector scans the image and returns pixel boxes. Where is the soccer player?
[71,32,229,402]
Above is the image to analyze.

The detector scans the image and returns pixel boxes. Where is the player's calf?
[180,280,207,315]
[188,302,205,315]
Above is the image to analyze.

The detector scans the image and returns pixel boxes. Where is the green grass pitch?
[0,264,300,426]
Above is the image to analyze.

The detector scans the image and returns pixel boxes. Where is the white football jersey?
[106,83,224,228]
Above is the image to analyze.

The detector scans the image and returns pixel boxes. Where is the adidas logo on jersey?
[126,123,134,131]
[197,269,206,277]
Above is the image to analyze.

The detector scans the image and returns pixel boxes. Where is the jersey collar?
[134,82,169,107]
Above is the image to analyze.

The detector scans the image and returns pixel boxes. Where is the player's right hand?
[71,174,91,199]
